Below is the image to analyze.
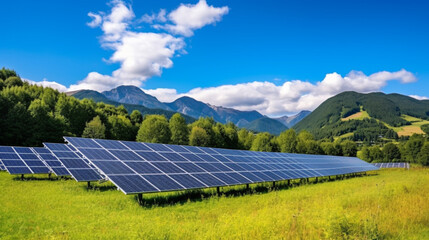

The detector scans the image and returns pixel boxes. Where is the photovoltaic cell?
[44,143,104,182]
[0,146,51,175]
[372,162,409,169]
[65,137,379,195]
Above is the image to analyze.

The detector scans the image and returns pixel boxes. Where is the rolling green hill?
[294,91,429,141]
[243,117,288,135]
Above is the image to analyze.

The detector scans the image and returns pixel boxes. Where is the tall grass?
[0,168,428,239]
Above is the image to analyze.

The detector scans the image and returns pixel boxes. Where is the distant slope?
[102,86,172,111]
[275,110,311,128]
[294,91,429,140]
[71,90,195,122]
[243,117,288,135]
[166,96,264,126]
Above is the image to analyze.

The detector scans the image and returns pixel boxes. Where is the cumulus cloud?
[159,0,229,36]
[23,78,68,92]
[69,0,228,92]
[144,69,418,116]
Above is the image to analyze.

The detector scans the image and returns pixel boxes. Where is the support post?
[21,174,24,180]
[306,178,309,183]
[138,193,143,205]
[48,173,51,180]
[217,186,220,195]
[272,181,276,189]
[288,179,290,186]
[315,177,318,183]
[329,176,331,181]
[246,184,249,191]
[87,181,91,189]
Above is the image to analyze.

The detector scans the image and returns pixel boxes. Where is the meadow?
[0,168,428,239]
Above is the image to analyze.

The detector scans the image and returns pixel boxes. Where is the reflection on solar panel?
[32,147,70,176]
[372,162,409,169]
[44,143,104,182]
[0,160,6,171]
[66,137,379,195]
[0,146,51,174]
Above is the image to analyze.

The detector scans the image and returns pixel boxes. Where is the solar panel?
[32,147,70,176]
[65,137,379,195]
[372,162,409,169]
[0,146,51,174]
[44,143,104,182]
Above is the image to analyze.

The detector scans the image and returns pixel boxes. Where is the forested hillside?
[294,91,429,141]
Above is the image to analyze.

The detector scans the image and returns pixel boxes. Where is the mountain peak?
[102,85,171,111]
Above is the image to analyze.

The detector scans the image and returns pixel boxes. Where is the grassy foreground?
[0,169,428,239]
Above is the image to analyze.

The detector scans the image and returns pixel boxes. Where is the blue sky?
[1,0,428,116]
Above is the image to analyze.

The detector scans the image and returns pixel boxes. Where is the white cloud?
[23,78,68,92]
[87,12,102,28]
[410,95,429,100]
[69,0,228,92]
[140,9,167,24]
[160,0,229,36]
[144,69,418,116]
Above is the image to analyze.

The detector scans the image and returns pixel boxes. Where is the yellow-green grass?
[0,169,428,239]
[334,132,354,141]
[341,111,370,121]
[382,115,429,137]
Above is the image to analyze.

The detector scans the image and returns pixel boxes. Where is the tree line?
[0,68,427,166]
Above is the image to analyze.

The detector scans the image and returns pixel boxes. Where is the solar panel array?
[372,162,409,169]
[32,147,70,176]
[65,137,379,195]
[44,143,104,182]
[0,146,51,174]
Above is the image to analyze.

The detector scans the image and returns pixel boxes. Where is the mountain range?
[70,85,311,134]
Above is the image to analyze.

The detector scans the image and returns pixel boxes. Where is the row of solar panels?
[372,162,409,169]
[0,137,379,195]
[0,144,103,182]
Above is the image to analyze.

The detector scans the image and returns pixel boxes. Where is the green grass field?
[0,169,428,239]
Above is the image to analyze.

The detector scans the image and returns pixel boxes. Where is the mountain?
[70,90,195,123]
[293,91,429,140]
[102,86,171,111]
[274,110,311,128]
[243,117,288,135]
[166,96,264,126]
[71,85,310,135]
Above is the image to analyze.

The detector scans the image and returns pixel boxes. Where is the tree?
[27,99,64,145]
[305,140,323,155]
[296,130,315,153]
[169,113,189,145]
[251,132,274,152]
[238,129,254,150]
[4,76,23,88]
[369,146,383,162]
[421,124,429,135]
[321,142,342,156]
[130,110,143,125]
[341,140,357,157]
[223,122,239,149]
[383,143,401,162]
[417,142,429,166]
[136,115,171,143]
[108,115,135,141]
[191,117,216,146]
[82,116,106,139]
[277,129,297,153]
[403,134,424,162]
[189,126,210,147]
